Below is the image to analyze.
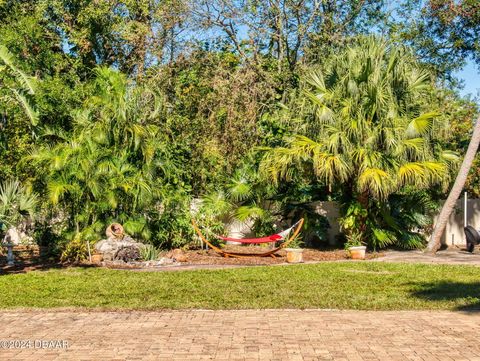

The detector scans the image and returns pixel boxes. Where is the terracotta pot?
[91,254,103,264]
[348,246,366,260]
[106,223,124,239]
[285,248,304,263]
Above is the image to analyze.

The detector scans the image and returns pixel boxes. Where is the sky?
[455,60,480,101]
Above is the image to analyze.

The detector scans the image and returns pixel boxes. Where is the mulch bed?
[100,248,383,270]
[178,247,383,266]
[0,247,384,273]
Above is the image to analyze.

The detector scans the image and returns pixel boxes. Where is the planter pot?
[285,248,304,263]
[91,254,103,264]
[348,246,366,260]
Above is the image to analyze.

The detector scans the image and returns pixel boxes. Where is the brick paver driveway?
[1,309,480,360]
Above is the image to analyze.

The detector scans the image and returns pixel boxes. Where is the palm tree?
[0,45,38,125]
[32,67,175,241]
[260,36,457,249]
[0,179,37,237]
[426,115,480,253]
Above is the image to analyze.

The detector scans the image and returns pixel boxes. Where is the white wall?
[219,197,480,248]
[308,199,480,247]
[309,201,340,245]
[438,198,480,246]
[226,201,341,245]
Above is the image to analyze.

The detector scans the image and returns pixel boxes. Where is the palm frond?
[235,205,265,222]
[11,89,39,125]
[371,227,396,249]
[227,178,253,203]
[0,45,36,95]
[405,112,438,137]
[47,179,69,205]
[201,192,232,218]
[358,168,392,199]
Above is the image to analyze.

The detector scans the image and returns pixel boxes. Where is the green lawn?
[1,262,480,310]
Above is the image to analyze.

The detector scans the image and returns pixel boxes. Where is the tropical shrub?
[343,231,364,249]
[260,36,458,249]
[140,244,161,261]
[284,203,330,247]
[31,67,183,245]
[151,195,195,249]
[60,237,89,263]
[0,179,37,236]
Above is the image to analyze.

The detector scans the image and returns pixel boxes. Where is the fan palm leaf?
[0,179,37,229]
[0,45,38,125]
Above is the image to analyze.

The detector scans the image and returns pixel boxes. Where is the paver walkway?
[1,309,480,360]
[374,248,480,266]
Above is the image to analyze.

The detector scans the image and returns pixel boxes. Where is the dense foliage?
[260,37,458,249]
[0,0,479,254]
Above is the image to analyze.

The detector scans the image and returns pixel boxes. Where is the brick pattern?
[0,245,48,265]
[1,310,480,360]
[373,249,480,266]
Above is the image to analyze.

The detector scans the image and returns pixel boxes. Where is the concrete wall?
[226,201,342,245]
[309,201,341,245]
[221,198,480,247]
[307,199,480,247]
[438,199,480,246]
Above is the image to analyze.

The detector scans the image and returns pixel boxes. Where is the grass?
[1,262,480,310]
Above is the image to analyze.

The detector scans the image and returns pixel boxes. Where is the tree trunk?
[426,115,480,253]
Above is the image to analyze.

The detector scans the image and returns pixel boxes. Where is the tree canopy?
[0,0,478,254]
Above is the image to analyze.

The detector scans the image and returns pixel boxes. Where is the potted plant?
[344,232,367,260]
[284,237,304,264]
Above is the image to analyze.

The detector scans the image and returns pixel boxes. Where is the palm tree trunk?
[426,115,480,253]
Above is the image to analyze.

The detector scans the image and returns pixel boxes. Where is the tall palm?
[260,36,457,249]
[0,45,38,125]
[427,115,480,253]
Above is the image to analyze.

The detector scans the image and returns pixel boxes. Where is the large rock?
[3,227,33,245]
[4,228,21,245]
[114,245,141,262]
[95,235,143,262]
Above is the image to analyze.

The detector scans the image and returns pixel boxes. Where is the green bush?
[140,244,161,261]
[60,237,89,263]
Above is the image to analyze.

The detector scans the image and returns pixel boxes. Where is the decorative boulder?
[114,246,141,262]
[95,223,144,262]
[3,227,33,245]
[4,228,21,245]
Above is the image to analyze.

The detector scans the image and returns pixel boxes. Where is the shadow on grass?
[0,261,96,275]
[411,281,480,311]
